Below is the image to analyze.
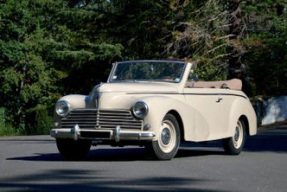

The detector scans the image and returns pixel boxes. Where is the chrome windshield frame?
[107,60,187,83]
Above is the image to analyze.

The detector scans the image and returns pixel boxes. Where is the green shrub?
[0,108,18,136]
[0,124,19,136]
[0,108,5,128]
[25,105,52,135]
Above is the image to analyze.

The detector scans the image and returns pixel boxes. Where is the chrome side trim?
[183,93,247,99]
[126,92,247,99]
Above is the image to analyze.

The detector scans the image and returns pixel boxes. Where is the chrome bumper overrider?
[50,124,155,142]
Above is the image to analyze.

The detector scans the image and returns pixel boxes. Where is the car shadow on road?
[0,169,223,192]
[180,128,287,154]
[244,128,287,153]
[6,146,225,162]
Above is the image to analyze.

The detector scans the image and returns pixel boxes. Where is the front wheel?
[147,114,180,160]
[223,119,246,155]
[56,138,92,160]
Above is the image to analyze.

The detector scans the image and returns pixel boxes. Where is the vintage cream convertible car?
[51,60,257,160]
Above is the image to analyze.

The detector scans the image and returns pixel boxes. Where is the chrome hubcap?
[161,128,171,145]
[232,121,243,149]
[234,127,240,141]
[159,120,176,153]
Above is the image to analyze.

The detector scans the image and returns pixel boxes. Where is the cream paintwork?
[97,82,179,93]
[55,61,257,143]
[182,88,256,141]
[60,95,87,109]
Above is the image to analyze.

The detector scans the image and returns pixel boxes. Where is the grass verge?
[0,124,19,136]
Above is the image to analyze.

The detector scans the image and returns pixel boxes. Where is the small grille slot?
[61,109,143,130]
[80,131,111,139]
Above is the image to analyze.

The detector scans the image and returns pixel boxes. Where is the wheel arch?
[239,115,250,136]
[141,96,194,141]
[167,110,185,142]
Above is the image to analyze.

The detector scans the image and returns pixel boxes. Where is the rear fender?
[228,98,257,137]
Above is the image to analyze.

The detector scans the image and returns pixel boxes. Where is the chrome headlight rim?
[132,101,149,119]
[56,100,71,117]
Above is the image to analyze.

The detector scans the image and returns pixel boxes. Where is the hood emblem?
[93,84,102,109]
[95,96,99,108]
[94,92,101,109]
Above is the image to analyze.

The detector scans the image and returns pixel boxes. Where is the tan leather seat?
[185,78,242,91]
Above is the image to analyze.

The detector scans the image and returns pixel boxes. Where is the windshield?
[110,61,186,83]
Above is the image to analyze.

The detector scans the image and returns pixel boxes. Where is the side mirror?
[192,75,199,82]
[189,68,199,82]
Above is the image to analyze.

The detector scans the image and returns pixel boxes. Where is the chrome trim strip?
[126,92,247,99]
[117,60,186,64]
[107,62,117,83]
[184,93,247,99]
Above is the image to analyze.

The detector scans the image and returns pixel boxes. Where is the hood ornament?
[93,84,101,109]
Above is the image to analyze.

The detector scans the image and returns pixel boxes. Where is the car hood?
[95,82,179,94]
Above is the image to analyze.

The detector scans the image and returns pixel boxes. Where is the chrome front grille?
[61,109,143,130]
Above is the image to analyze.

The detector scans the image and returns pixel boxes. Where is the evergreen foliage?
[25,105,52,135]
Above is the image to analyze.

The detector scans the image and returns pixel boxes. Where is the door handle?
[216,97,223,103]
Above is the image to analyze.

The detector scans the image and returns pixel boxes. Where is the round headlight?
[56,100,71,117]
[132,101,148,119]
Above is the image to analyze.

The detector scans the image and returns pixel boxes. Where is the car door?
[183,88,224,141]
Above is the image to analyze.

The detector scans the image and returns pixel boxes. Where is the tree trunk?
[227,0,250,94]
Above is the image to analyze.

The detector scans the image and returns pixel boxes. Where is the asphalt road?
[0,127,287,192]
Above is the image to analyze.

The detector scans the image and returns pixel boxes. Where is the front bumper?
[50,125,155,142]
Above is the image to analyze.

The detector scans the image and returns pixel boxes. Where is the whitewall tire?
[223,119,246,155]
[147,114,180,160]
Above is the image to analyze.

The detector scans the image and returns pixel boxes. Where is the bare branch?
[203,43,228,56]
[211,53,232,61]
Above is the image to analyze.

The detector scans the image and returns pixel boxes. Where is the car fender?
[228,98,257,137]
[59,94,93,109]
[139,96,196,141]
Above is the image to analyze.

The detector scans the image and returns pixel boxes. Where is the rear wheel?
[147,114,180,160]
[56,138,92,160]
[223,119,246,155]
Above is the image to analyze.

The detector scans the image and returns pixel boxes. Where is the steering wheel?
[221,83,230,89]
